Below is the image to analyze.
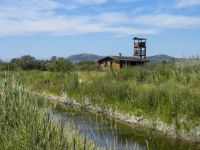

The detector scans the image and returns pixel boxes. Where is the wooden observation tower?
[133,37,146,59]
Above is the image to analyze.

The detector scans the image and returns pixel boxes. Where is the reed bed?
[3,59,200,131]
[0,76,99,150]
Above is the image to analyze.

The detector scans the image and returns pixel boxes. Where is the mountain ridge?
[67,53,103,62]
[67,53,175,62]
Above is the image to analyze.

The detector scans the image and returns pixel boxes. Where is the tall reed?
[0,75,98,150]
[3,58,200,130]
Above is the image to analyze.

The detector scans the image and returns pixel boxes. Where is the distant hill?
[67,53,103,62]
[67,53,175,63]
[147,54,175,62]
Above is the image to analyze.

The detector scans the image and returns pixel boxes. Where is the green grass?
[0,76,99,150]
[2,59,200,131]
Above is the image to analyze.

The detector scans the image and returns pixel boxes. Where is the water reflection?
[50,104,199,150]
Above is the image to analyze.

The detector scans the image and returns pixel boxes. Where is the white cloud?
[74,0,107,5]
[116,0,136,3]
[0,0,157,37]
[72,0,136,5]
[134,14,200,28]
[1,0,200,37]
[95,12,130,24]
[175,0,200,8]
[0,14,158,37]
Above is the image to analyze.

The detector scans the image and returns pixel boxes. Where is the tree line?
[0,55,100,72]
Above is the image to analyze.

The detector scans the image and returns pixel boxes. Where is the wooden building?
[98,56,148,70]
[98,37,148,70]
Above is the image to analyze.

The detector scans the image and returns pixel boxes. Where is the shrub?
[47,57,74,72]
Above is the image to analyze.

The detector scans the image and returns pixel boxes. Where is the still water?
[50,104,199,150]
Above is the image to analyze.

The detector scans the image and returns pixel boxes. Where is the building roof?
[98,56,148,63]
[133,37,146,40]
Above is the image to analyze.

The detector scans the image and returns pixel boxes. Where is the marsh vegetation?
[0,57,200,149]
[5,59,200,129]
[0,77,99,150]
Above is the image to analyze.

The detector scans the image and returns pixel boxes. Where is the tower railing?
[133,37,146,59]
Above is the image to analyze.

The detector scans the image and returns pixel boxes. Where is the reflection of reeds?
[145,116,157,150]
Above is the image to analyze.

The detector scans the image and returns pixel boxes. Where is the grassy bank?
[2,59,200,132]
[0,76,99,150]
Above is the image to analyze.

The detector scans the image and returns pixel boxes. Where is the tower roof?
[133,37,146,40]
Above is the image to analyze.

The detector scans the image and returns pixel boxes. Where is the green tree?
[75,61,100,71]
[19,55,37,70]
[34,60,48,71]
[0,60,8,71]
[47,57,74,72]
[9,55,48,71]
[9,58,21,70]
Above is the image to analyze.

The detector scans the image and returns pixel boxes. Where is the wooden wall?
[100,61,111,69]
[112,61,121,70]
[99,60,121,70]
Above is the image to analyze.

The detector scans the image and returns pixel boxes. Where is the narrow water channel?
[50,104,199,150]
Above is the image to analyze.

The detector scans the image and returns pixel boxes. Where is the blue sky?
[0,0,200,60]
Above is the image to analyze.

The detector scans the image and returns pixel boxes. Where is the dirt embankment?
[40,93,200,144]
